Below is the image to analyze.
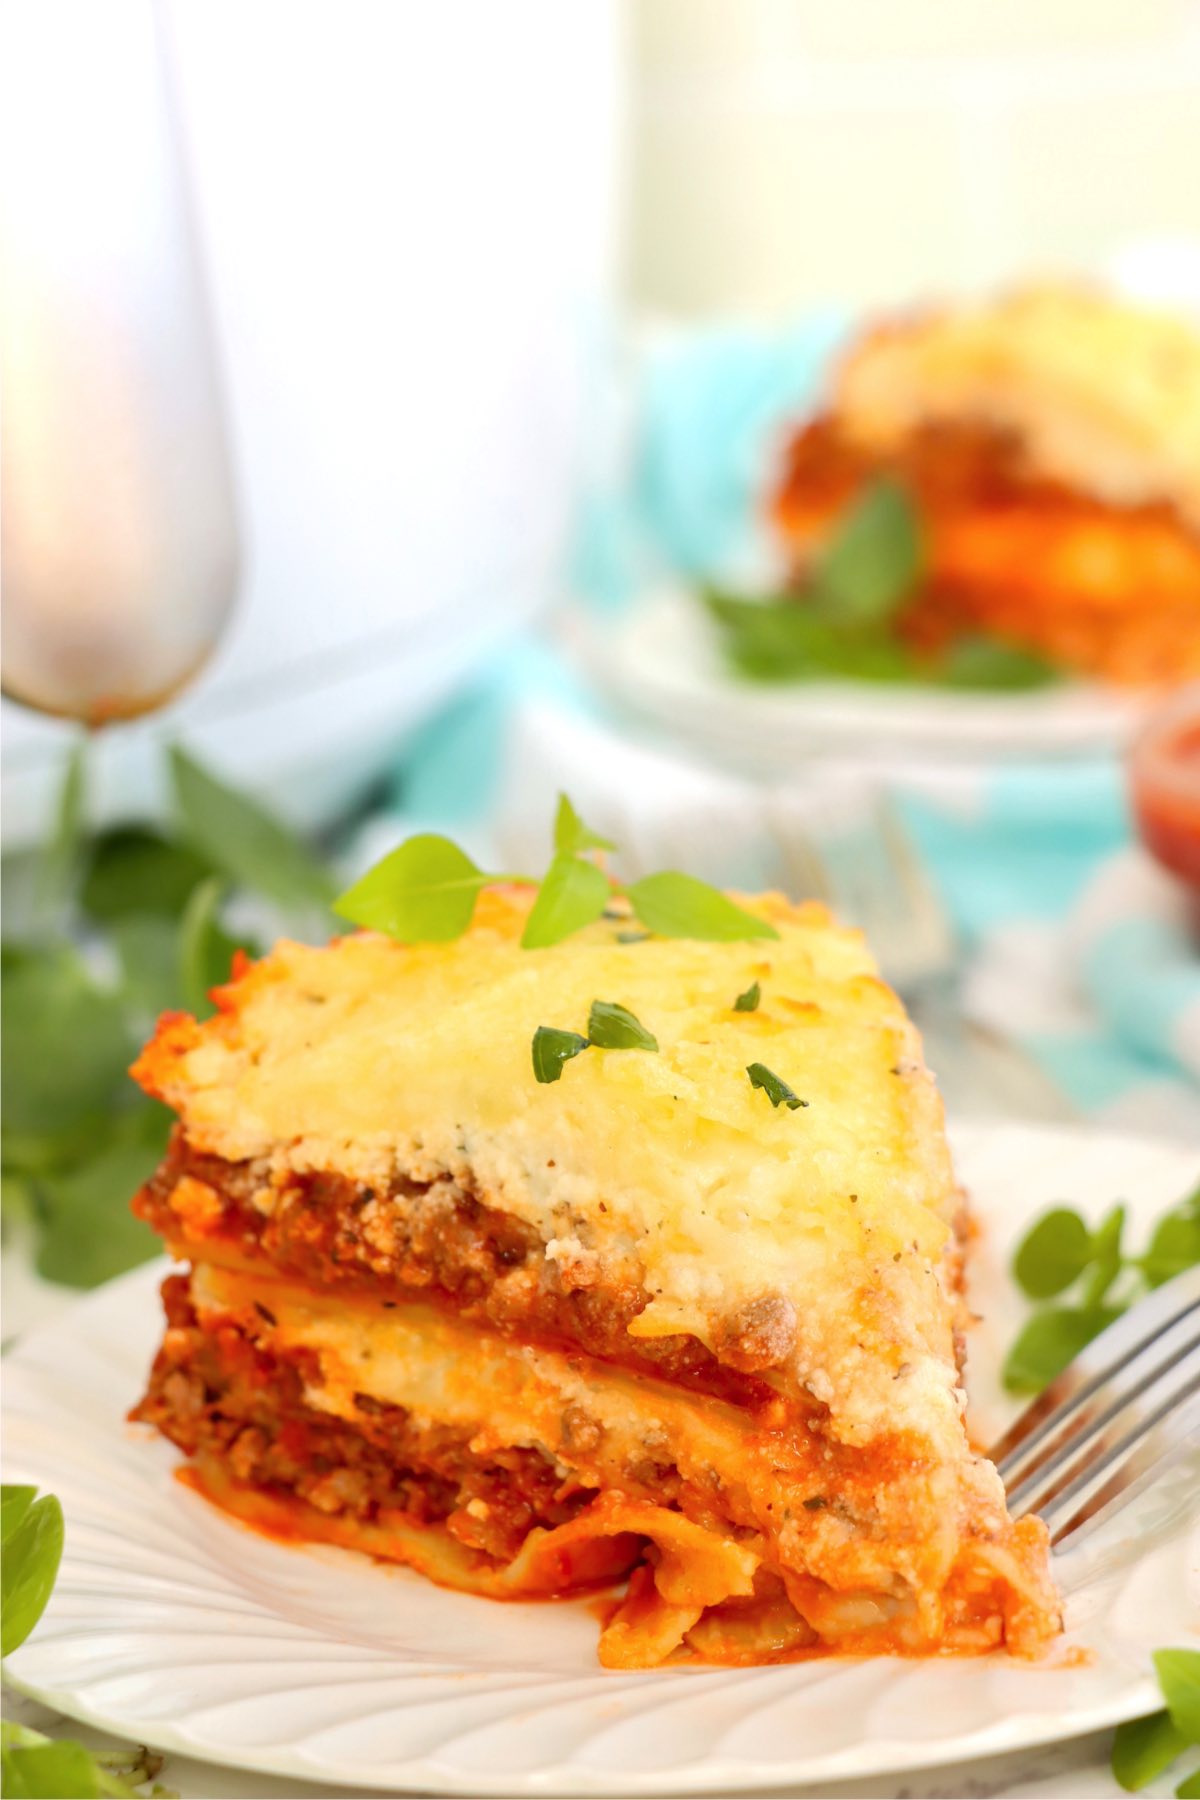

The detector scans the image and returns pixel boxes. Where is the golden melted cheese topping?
[833,284,1200,525]
[135,890,960,1433]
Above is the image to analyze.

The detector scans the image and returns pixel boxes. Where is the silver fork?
[990,1264,1200,1556]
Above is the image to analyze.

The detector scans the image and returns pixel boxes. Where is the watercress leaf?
[178,878,247,1016]
[1176,1768,1200,1798]
[587,1000,658,1052]
[1,944,132,1145]
[35,739,87,924]
[939,636,1062,692]
[1001,1305,1122,1397]
[627,873,778,943]
[1013,1208,1093,1299]
[81,825,215,922]
[169,745,335,911]
[733,981,761,1012]
[1112,1710,1190,1792]
[531,1027,589,1084]
[36,1133,166,1289]
[335,835,495,943]
[521,853,610,950]
[553,794,616,857]
[1084,1203,1127,1307]
[1,1490,63,1654]
[1142,1210,1200,1288]
[815,478,922,627]
[1155,1649,1200,1742]
[1,1485,37,1544]
[746,1062,807,1111]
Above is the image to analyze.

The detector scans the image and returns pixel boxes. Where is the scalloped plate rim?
[3,1120,1198,1796]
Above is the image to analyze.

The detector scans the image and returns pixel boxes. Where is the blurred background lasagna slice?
[775,285,1200,684]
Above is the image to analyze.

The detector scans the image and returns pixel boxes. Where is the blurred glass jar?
[1130,683,1200,893]
[0,0,239,725]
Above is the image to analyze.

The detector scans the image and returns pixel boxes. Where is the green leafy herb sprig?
[1112,1648,1200,1796]
[1,1484,175,1797]
[336,792,777,951]
[1004,1182,1200,1396]
[705,478,1060,693]
[1,743,335,1290]
[532,1000,658,1084]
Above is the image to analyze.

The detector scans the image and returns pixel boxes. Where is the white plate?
[4,1122,1199,1797]
[572,590,1148,772]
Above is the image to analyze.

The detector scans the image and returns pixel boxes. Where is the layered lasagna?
[775,284,1200,683]
[130,889,1059,1667]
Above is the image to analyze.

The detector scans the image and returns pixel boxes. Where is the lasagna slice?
[129,888,1060,1667]
[775,284,1200,684]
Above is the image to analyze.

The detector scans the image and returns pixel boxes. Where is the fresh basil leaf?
[746,1062,806,1110]
[169,745,334,911]
[531,1026,589,1084]
[553,793,616,857]
[1141,1208,1200,1288]
[1013,1208,1093,1300]
[35,740,87,924]
[1112,1710,1190,1792]
[1084,1203,1127,1307]
[178,878,247,1016]
[1,1489,63,1654]
[1,1485,38,1545]
[587,1000,658,1052]
[1156,1649,1200,1742]
[1176,1768,1200,1797]
[627,873,778,943]
[335,834,498,943]
[36,1129,167,1289]
[815,478,922,626]
[1,944,132,1146]
[703,590,917,685]
[81,826,215,923]
[939,636,1061,692]
[521,853,610,950]
[1002,1304,1122,1396]
[734,981,761,1012]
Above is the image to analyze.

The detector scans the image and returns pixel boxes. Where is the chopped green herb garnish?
[746,1063,806,1111]
[587,1000,658,1052]
[734,980,761,1012]
[616,929,651,944]
[531,1027,589,1084]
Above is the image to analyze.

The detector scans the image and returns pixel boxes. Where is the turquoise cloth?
[378,321,1200,1138]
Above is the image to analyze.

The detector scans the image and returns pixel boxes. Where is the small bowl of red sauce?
[1130,683,1200,893]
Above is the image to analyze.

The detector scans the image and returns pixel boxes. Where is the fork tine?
[1002,1315,1200,1514]
[991,1264,1200,1482]
[1050,1396,1200,1555]
[1041,1387,1200,1549]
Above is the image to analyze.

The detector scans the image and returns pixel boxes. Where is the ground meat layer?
[135,1132,783,1411]
[133,1273,611,1564]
